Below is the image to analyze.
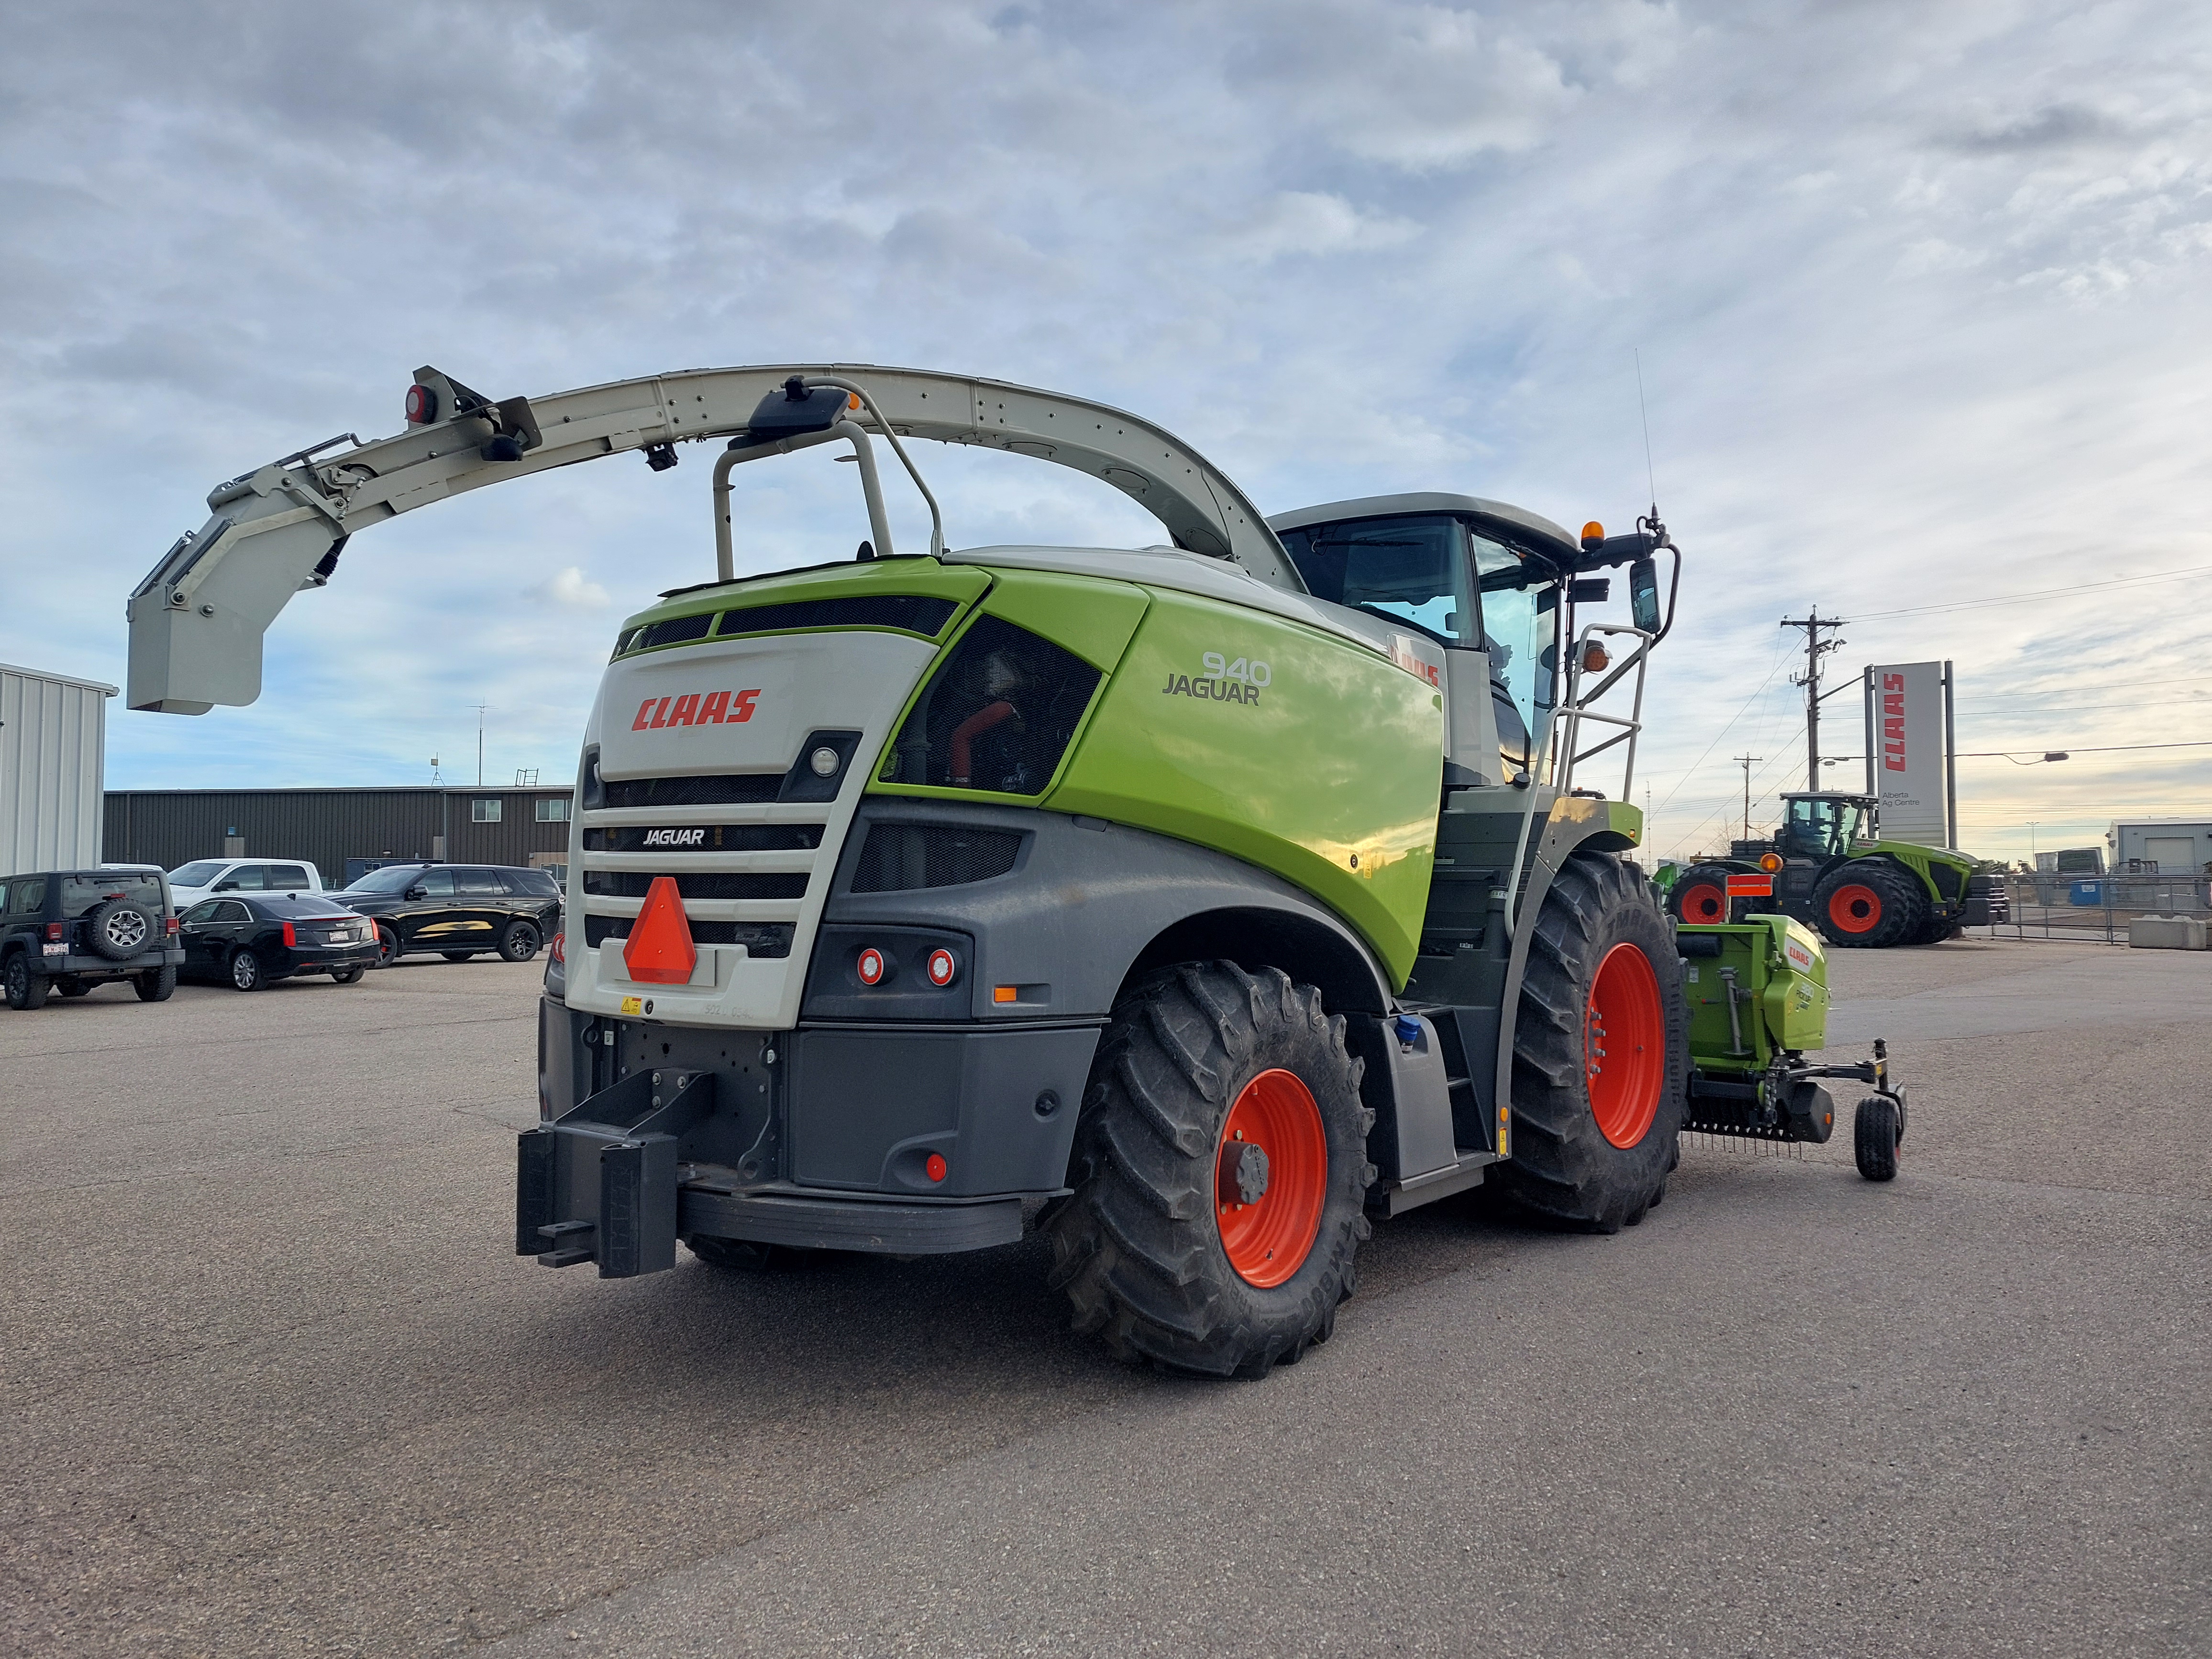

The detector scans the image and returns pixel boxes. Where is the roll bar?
[125,363,1298,713]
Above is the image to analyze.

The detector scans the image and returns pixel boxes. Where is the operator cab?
[1269,495,1580,787]
[1777,793,1875,858]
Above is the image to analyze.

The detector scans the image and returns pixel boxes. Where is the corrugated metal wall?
[102,787,575,884]
[1,663,113,874]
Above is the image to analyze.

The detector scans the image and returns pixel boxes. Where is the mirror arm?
[830,419,896,560]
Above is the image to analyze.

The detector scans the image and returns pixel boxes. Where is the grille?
[582,824,821,852]
[584,916,793,956]
[601,774,782,808]
[877,615,1102,796]
[618,613,716,654]
[850,825,1023,893]
[717,595,958,639]
[583,871,809,901]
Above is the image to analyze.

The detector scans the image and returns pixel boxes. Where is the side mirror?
[1629,556,1662,635]
[405,886,428,901]
[214,880,239,892]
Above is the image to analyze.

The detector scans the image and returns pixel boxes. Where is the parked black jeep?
[0,867,185,1009]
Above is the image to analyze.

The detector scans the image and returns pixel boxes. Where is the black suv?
[1,867,185,1009]
[334,863,563,967]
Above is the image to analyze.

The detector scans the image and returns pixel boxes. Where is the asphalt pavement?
[4,937,2205,1657]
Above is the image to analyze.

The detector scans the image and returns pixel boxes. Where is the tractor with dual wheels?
[1670,790,2005,948]
[128,359,1894,1377]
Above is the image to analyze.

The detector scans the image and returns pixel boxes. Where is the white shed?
[2109,819,2212,875]
[1,662,115,874]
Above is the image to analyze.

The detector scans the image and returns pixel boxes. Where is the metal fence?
[1983,874,2212,944]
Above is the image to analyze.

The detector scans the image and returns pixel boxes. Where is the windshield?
[1474,533,1558,773]
[1278,515,1478,648]
[1787,798,1865,855]
[170,861,227,886]
[343,864,429,894]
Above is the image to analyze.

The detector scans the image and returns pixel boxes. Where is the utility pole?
[1734,754,1762,843]
[1780,609,1848,791]
[475,700,489,787]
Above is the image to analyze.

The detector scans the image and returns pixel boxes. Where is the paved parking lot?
[5,939,2206,1657]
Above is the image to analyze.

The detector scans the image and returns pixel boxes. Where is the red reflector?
[282,921,297,948]
[924,1152,948,1183]
[404,384,435,424]
[927,948,956,987]
[1725,874,1773,897]
[857,947,886,986]
[622,876,698,985]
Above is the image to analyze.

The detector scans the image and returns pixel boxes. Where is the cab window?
[221,866,265,891]
[268,865,311,891]
[1278,515,1479,649]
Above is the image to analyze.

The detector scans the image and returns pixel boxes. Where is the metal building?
[2109,818,2212,875]
[103,785,575,886]
[2,662,115,874]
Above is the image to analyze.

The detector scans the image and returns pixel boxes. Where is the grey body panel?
[818,798,1396,1020]
[131,364,1300,712]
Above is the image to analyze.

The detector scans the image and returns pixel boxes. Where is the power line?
[1841,562,2212,622]
[1649,637,1796,816]
[1956,740,2212,758]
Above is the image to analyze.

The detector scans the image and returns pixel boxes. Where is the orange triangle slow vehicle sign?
[623,875,698,985]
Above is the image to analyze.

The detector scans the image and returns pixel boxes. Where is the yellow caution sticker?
[620,995,642,1016]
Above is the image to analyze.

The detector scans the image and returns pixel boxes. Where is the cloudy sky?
[3,0,2206,863]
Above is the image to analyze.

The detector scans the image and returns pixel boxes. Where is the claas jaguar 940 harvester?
[126,364,1904,1376]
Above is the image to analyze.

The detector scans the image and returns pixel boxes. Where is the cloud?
[0,0,2202,860]
[535,566,611,610]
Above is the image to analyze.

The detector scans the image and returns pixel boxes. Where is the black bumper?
[44,947,185,976]
[522,999,1095,1276]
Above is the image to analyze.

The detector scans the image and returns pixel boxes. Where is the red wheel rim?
[1679,882,1726,923]
[1215,1068,1327,1289]
[1827,884,1881,933]
[1585,942,1665,1150]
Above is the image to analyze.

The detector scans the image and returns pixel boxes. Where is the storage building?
[2,662,115,874]
[2109,819,2212,876]
[104,785,575,887]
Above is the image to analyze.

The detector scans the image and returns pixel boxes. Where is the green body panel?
[1680,916,1830,1073]
[1044,584,1444,986]
[613,559,992,649]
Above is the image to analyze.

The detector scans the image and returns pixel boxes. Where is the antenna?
[1634,348,1659,518]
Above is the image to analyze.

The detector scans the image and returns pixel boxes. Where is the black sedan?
[178,895,380,990]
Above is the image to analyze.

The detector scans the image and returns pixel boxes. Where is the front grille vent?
[582,824,820,853]
[601,774,782,809]
[878,615,1102,796]
[583,871,810,901]
[850,825,1024,893]
[584,916,793,957]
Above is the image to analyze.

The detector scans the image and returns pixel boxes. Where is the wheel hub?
[1584,942,1665,1150]
[1213,1069,1327,1289]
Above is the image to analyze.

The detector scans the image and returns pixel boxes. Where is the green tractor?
[124,362,1906,1378]
[1669,791,2007,948]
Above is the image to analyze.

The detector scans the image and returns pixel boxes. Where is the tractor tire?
[5,953,51,1011]
[1045,962,1374,1379]
[1813,860,1927,948]
[1495,852,1689,1234]
[1669,863,1742,927]
[135,965,177,1002]
[1854,1096,1902,1181]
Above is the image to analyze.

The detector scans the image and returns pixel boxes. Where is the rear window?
[261,897,354,918]
[170,861,226,886]
[266,864,312,890]
[61,875,165,916]
[502,868,560,896]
